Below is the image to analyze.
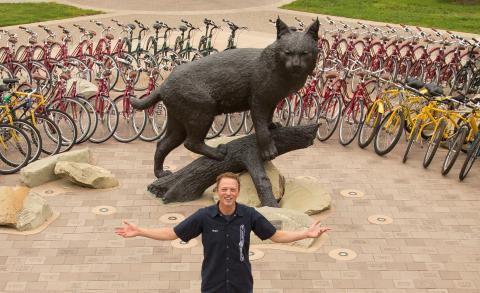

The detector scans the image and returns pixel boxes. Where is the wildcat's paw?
[261,143,278,161]
[209,145,227,161]
[155,170,172,178]
[269,122,283,130]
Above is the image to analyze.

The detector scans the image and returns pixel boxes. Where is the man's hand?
[305,220,332,238]
[115,220,141,238]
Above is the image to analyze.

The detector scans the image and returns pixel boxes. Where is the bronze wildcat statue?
[131,18,319,178]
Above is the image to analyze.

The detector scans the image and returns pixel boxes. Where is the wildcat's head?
[274,17,319,78]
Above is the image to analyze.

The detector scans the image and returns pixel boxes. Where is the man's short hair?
[214,172,240,191]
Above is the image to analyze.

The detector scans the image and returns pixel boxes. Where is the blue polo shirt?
[173,203,277,293]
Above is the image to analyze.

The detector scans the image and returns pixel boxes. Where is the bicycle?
[113,57,147,143]
[85,61,119,143]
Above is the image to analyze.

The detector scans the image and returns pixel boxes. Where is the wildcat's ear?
[305,18,320,42]
[276,17,291,40]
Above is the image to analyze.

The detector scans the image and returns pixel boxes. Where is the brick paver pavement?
[1,0,480,292]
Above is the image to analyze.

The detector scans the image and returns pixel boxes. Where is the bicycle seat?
[29,37,38,45]
[116,57,131,65]
[127,23,136,30]
[128,71,137,79]
[179,25,188,32]
[424,83,444,97]
[60,71,71,80]
[325,71,339,79]
[452,94,466,103]
[105,33,114,40]
[150,68,160,75]
[0,84,9,93]
[380,36,389,42]
[2,78,18,85]
[348,33,358,39]
[331,33,339,38]
[406,78,425,90]
[102,69,112,77]
[32,73,47,81]
[153,23,162,30]
[8,36,17,44]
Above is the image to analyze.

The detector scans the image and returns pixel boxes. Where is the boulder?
[20,148,93,187]
[0,186,29,227]
[67,77,97,98]
[280,176,331,215]
[16,192,53,231]
[204,161,285,207]
[250,207,315,248]
[54,161,119,189]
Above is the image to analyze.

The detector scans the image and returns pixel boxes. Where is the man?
[116,172,331,293]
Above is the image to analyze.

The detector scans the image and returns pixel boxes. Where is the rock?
[280,176,331,215]
[20,148,93,187]
[67,77,97,98]
[250,207,315,248]
[54,161,119,189]
[0,186,29,227]
[16,192,53,231]
[204,161,285,207]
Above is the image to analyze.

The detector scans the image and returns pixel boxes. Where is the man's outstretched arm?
[270,220,331,243]
[115,220,178,241]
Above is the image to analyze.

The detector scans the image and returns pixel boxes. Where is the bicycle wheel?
[449,67,470,96]
[206,114,227,139]
[29,115,62,156]
[77,97,98,143]
[317,93,342,141]
[297,94,319,126]
[423,119,447,168]
[87,95,119,144]
[30,61,52,96]
[374,110,405,156]
[358,102,383,148]
[290,93,304,126]
[244,111,254,134]
[273,98,291,127]
[48,97,91,144]
[140,101,168,142]
[226,112,245,136]
[113,95,147,143]
[339,99,365,146]
[14,119,42,163]
[46,109,77,153]
[0,63,13,80]
[442,125,468,175]
[10,62,32,85]
[459,134,480,181]
[0,124,31,175]
[403,118,422,163]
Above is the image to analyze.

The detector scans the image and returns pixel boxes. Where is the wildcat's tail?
[130,89,163,110]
